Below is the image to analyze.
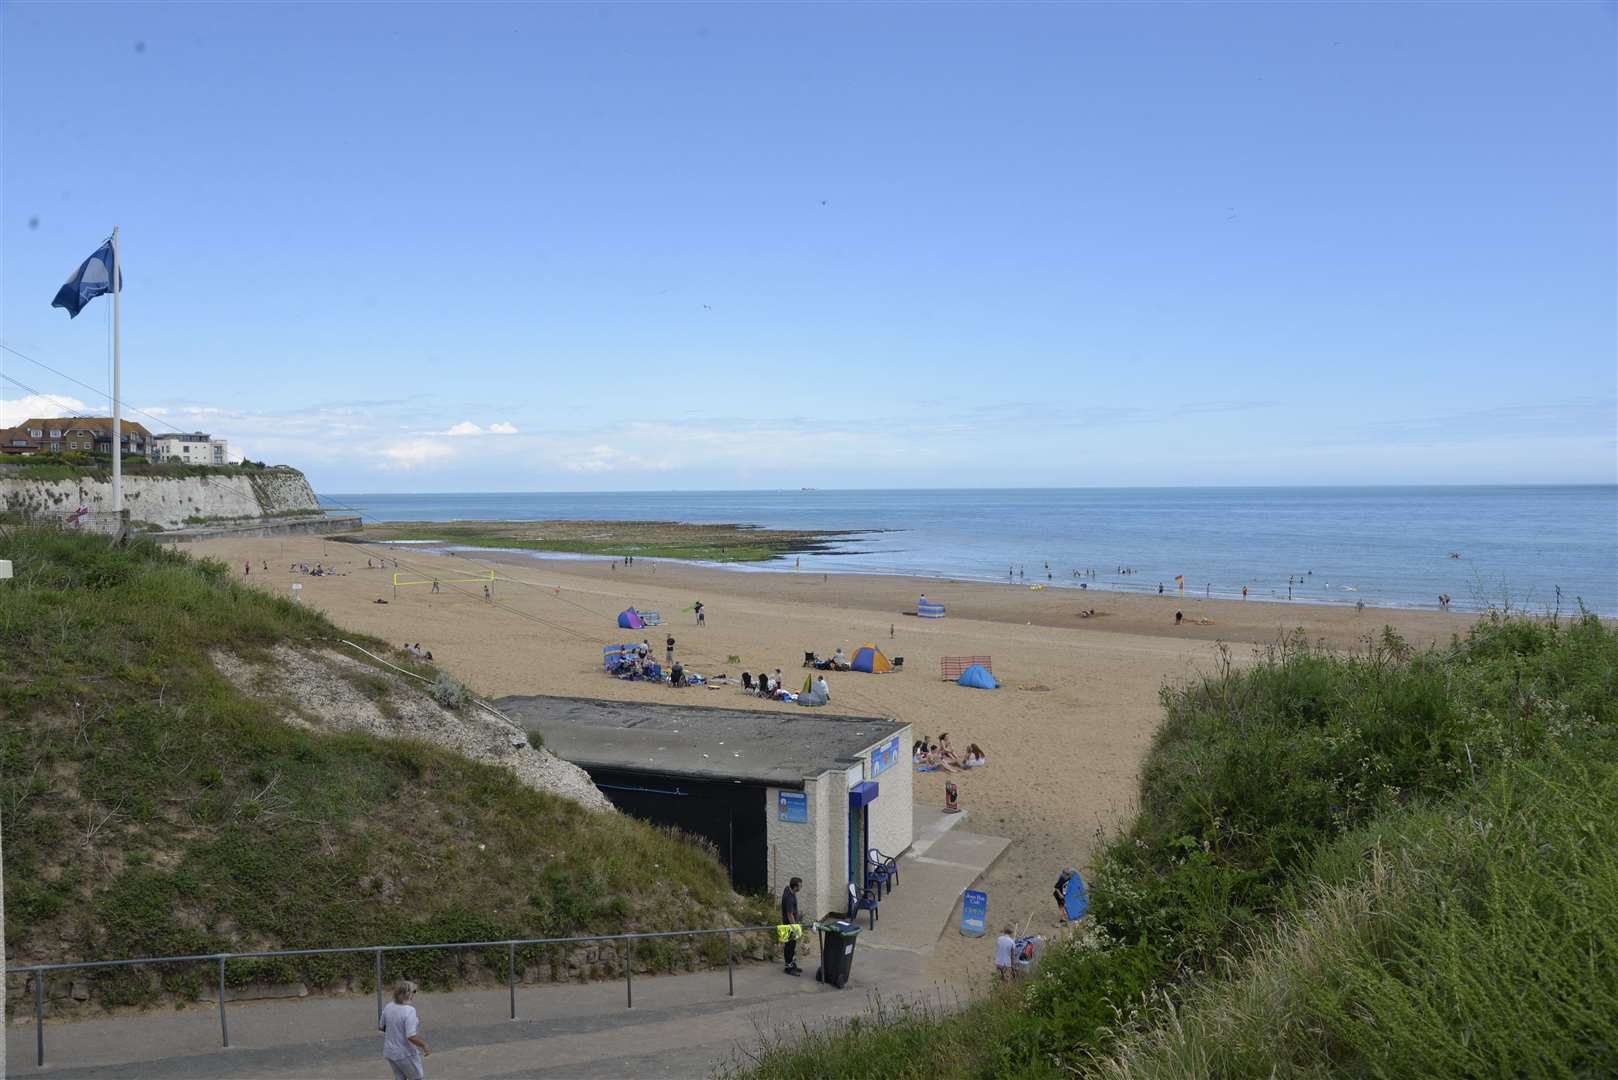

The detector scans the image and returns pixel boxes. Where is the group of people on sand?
[913,733,985,772]
[741,669,830,704]
[366,557,401,570]
[807,646,850,671]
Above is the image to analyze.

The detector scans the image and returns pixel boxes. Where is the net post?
[727,932,734,996]
[625,939,633,1009]
[375,949,384,1024]
[508,942,517,1020]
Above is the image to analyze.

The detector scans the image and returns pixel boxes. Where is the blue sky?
[3,2,1613,493]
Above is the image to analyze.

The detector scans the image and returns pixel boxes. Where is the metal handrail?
[9,923,782,1069]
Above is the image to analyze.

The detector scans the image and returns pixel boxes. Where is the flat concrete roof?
[495,694,909,787]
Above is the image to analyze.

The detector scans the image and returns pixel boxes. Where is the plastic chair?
[846,883,879,929]
[868,848,899,892]
[866,849,896,895]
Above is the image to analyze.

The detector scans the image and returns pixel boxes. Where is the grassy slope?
[0,528,770,1009]
[730,616,1618,1079]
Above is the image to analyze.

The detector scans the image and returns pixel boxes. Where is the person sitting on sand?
[671,662,685,688]
[927,745,960,772]
[938,733,962,763]
[1175,610,1184,625]
[912,740,926,763]
[813,675,830,702]
[963,743,987,768]
[831,647,847,670]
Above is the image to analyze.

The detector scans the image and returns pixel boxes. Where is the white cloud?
[444,420,520,437]
[376,440,457,468]
[562,444,664,473]
[1,394,92,426]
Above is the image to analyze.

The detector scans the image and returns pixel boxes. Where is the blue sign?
[778,791,808,822]
[960,889,988,937]
[870,736,901,777]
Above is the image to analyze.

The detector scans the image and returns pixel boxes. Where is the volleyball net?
[392,567,496,599]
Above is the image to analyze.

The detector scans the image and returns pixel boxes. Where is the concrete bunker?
[497,695,913,923]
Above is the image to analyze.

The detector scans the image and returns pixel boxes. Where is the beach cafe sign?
[869,736,901,777]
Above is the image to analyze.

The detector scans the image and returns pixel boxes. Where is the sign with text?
[869,735,901,777]
[777,791,808,823]
[960,889,988,937]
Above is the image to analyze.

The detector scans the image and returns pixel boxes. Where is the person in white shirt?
[994,926,1017,981]
[814,675,830,702]
[380,980,430,1079]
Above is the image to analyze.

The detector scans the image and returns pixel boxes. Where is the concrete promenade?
[5,810,1008,1079]
[7,947,939,1079]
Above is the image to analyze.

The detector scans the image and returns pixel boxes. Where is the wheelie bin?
[814,920,862,988]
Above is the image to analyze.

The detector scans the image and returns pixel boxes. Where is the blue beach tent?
[617,607,645,629]
[957,663,998,689]
[918,598,946,619]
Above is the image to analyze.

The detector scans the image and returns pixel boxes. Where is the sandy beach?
[194,533,1479,982]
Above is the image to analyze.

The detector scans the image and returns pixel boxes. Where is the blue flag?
[51,239,121,318]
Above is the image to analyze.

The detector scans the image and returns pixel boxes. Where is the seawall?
[0,466,321,530]
[155,515,361,543]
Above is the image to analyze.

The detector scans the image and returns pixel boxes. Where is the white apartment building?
[151,432,230,466]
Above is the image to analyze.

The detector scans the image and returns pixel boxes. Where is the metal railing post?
[508,942,517,1020]
[35,972,45,1068]
[727,931,734,997]
[219,956,230,1047]
[375,949,384,1025]
[625,939,633,1009]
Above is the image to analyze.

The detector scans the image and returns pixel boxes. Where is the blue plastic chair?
[846,883,879,929]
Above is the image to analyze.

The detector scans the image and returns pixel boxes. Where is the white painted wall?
[762,723,914,928]
[860,727,913,861]
[765,782,817,920]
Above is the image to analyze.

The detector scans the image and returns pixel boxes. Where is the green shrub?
[428,672,471,709]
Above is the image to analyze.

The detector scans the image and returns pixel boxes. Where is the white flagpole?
[111,226,122,516]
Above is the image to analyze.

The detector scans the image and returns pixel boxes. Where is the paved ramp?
[6,948,940,1079]
[6,810,1009,1078]
[858,807,1011,954]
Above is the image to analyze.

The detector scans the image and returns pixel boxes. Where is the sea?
[319,486,1618,616]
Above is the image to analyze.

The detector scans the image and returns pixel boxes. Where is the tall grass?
[1095,758,1618,1079]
